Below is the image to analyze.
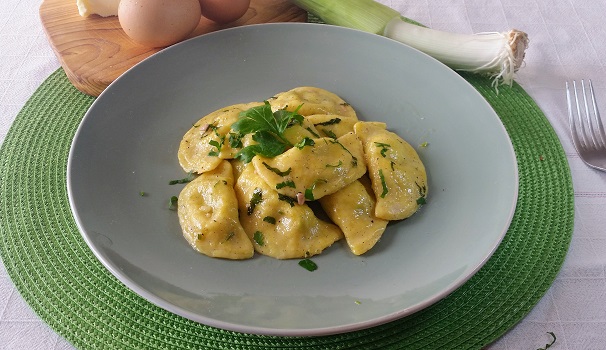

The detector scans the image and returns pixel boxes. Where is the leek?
[291,0,529,87]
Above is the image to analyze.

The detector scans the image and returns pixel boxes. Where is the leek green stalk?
[291,0,529,87]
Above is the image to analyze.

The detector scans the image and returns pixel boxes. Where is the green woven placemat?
[0,68,573,349]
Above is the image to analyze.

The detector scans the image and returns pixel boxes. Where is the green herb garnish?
[322,129,338,139]
[208,138,224,157]
[298,258,318,271]
[305,127,320,138]
[253,231,265,246]
[329,139,358,166]
[263,216,276,224]
[379,169,388,198]
[294,137,315,149]
[262,162,291,176]
[139,191,147,196]
[231,101,303,163]
[313,117,341,126]
[278,193,296,207]
[276,180,296,189]
[415,182,427,205]
[375,142,391,157]
[304,179,327,201]
[168,196,178,210]
[225,232,235,241]
[169,171,195,185]
[228,132,244,148]
[247,188,263,215]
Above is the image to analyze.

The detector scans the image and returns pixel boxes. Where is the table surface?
[2,0,605,349]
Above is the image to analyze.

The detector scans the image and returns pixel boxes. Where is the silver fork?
[566,79,606,172]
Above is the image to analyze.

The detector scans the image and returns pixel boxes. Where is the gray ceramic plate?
[67,23,518,336]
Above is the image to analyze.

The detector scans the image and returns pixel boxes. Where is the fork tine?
[572,80,590,148]
[580,80,599,149]
[587,80,606,149]
[566,81,583,150]
[580,80,601,149]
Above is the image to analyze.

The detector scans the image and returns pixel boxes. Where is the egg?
[198,0,251,24]
[119,0,202,48]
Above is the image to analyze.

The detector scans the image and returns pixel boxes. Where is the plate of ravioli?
[67,23,518,336]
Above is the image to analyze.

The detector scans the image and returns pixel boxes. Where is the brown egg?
[198,0,251,24]
[119,0,202,48]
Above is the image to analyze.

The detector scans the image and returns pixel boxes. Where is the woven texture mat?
[0,69,573,349]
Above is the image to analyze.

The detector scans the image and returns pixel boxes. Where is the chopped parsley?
[329,139,358,167]
[294,137,315,149]
[247,188,263,215]
[379,169,388,198]
[313,117,341,126]
[169,171,195,185]
[139,191,147,197]
[228,132,244,148]
[262,162,291,176]
[298,258,318,271]
[322,129,338,139]
[416,182,427,205]
[375,142,391,157]
[278,193,296,207]
[225,232,235,241]
[276,180,296,190]
[263,216,276,224]
[208,138,224,157]
[305,127,320,138]
[304,179,327,201]
[253,231,265,246]
[168,196,178,210]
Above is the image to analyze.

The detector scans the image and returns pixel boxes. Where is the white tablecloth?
[1,0,605,349]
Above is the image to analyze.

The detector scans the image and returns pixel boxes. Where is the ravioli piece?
[235,164,343,259]
[269,87,358,119]
[178,161,254,259]
[178,102,263,174]
[319,177,388,255]
[354,122,428,220]
[252,132,367,201]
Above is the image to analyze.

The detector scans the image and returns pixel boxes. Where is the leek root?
[291,0,529,87]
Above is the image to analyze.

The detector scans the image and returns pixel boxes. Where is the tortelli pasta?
[176,87,427,260]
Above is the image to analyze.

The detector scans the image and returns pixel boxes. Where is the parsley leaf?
[294,137,315,149]
[253,231,265,246]
[230,102,303,162]
[168,196,178,210]
[262,162,291,176]
[169,172,195,185]
[379,169,388,198]
[298,258,318,271]
[235,130,289,163]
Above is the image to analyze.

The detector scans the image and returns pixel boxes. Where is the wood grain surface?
[40,0,307,96]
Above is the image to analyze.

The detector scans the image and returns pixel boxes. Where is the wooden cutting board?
[40,0,307,96]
